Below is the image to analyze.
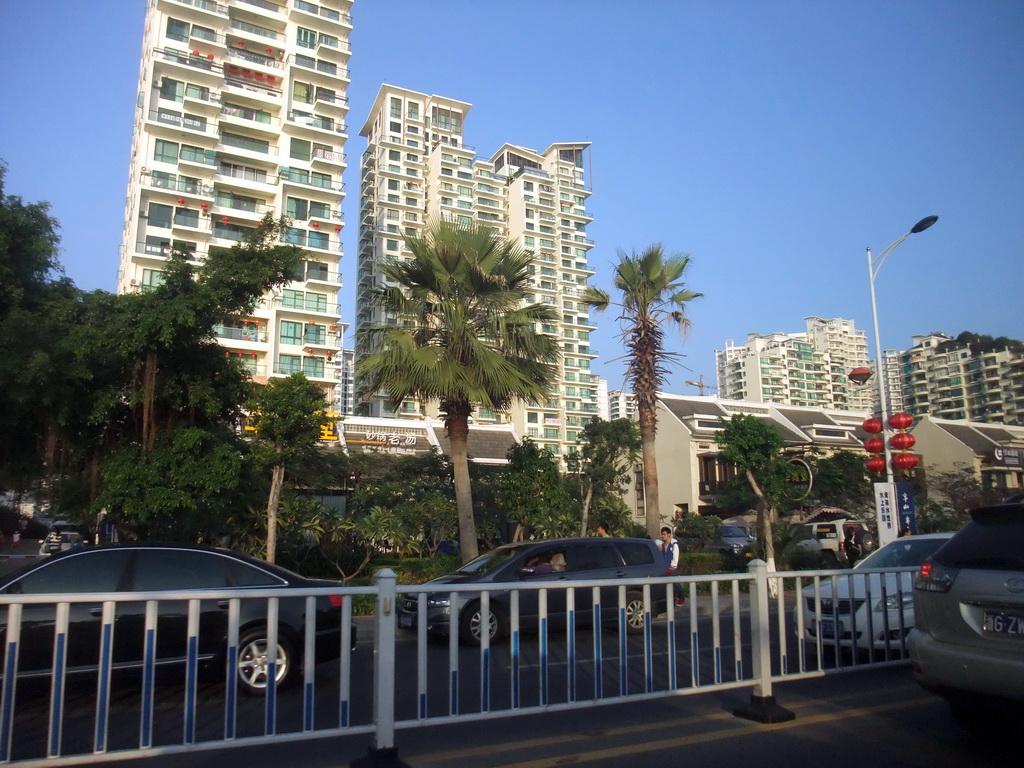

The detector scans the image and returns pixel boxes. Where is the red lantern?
[892,453,920,470]
[222,216,229,224]
[335,226,342,233]
[201,202,208,210]
[177,198,185,206]
[192,50,200,56]
[266,47,273,54]
[862,418,883,434]
[865,437,885,454]
[238,40,245,47]
[848,367,872,385]
[311,222,319,228]
[251,353,256,359]
[888,412,914,430]
[253,320,259,327]
[866,456,886,473]
[889,432,917,451]
[207,54,214,60]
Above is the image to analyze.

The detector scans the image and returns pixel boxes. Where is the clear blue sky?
[2,1,1021,394]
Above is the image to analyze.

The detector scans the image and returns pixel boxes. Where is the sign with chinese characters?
[992,447,1023,468]
[346,430,422,453]
[874,482,898,546]
[319,412,340,441]
[895,481,917,535]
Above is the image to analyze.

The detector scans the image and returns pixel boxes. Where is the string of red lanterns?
[863,414,919,473]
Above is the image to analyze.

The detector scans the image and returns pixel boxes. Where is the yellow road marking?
[406,685,929,767]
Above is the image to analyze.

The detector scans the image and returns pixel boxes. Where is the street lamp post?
[866,215,938,545]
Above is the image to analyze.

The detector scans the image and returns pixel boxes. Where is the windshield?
[721,527,748,538]
[854,537,949,569]
[455,545,526,576]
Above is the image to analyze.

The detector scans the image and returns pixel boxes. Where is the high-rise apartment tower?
[118,0,353,407]
[356,85,598,459]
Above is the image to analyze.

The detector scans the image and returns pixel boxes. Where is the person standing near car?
[661,527,686,607]
[844,525,863,565]
[596,523,611,538]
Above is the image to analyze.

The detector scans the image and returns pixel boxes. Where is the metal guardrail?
[0,561,918,765]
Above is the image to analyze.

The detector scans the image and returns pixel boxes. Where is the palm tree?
[583,245,702,539]
[357,221,561,562]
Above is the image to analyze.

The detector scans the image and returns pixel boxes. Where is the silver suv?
[909,500,1024,735]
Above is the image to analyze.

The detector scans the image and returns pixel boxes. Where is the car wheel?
[855,529,876,554]
[623,590,647,634]
[236,628,296,697]
[458,602,507,645]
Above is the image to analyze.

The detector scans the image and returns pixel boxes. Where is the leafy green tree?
[584,245,702,538]
[676,513,722,553]
[0,163,76,502]
[357,221,561,562]
[713,474,759,516]
[497,440,578,540]
[247,373,329,563]
[715,414,796,570]
[566,417,641,536]
[916,464,1004,533]
[807,449,874,514]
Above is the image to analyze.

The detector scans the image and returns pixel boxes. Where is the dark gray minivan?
[397,537,669,644]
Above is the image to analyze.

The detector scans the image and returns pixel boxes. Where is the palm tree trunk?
[446,408,478,563]
[266,453,285,564]
[639,420,662,539]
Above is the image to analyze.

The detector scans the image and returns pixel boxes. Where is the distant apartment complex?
[117,0,352,409]
[355,85,598,458]
[895,333,1024,425]
[608,390,638,422]
[715,317,871,411]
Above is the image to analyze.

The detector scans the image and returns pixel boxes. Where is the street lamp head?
[910,215,938,234]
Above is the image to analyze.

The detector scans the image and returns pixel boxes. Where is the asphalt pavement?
[96,665,1009,768]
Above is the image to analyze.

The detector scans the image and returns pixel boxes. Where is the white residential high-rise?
[355,85,597,459]
[715,317,871,411]
[118,0,352,407]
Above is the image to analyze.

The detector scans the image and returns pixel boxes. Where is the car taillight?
[915,559,957,593]
[329,595,343,608]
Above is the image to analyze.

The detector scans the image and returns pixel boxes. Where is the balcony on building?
[154,47,224,84]
[291,0,353,31]
[160,0,229,23]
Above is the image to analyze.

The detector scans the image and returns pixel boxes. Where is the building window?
[154,140,178,164]
[166,17,189,42]
[280,321,302,345]
[296,27,317,48]
[147,202,173,228]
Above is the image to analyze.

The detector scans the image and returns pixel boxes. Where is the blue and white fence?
[0,561,920,766]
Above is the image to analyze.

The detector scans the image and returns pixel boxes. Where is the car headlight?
[426,596,450,608]
[876,593,914,612]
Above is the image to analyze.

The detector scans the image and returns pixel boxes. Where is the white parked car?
[799,532,954,652]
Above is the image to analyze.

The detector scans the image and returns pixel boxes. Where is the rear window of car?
[4,549,133,595]
[932,508,1024,571]
[616,541,656,566]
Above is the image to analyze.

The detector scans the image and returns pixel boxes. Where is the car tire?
[458,601,507,645]
[623,590,647,634]
[236,627,296,697]
[855,529,876,554]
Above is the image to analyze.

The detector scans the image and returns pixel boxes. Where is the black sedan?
[0,543,355,696]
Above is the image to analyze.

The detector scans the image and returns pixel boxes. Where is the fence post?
[733,559,794,724]
[351,568,410,768]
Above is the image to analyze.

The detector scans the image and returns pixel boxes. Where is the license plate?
[983,611,1024,638]
[819,619,835,638]
[398,614,413,629]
